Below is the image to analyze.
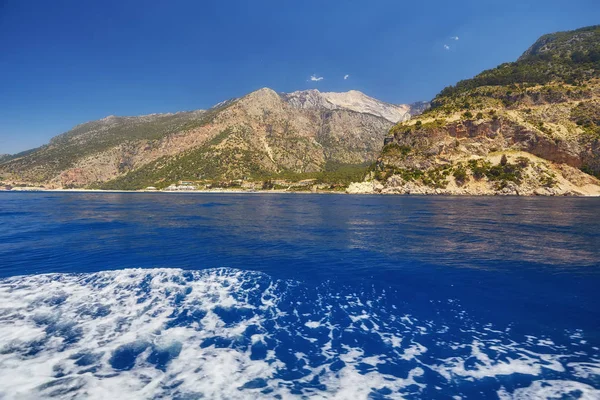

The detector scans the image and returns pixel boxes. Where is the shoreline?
[1,187,599,197]
[1,188,345,195]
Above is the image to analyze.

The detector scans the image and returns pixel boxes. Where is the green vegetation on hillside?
[570,101,600,136]
[433,26,600,103]
[266,161,370,186]
[97,121,371,191]
[0,102,235,182]
[374,156,543,191]
[100,146,369,191]
[97,127,243,189]
[381,143,412,158]
[388,119,447,137]
[380,25,600,185]
[466,158,525,188]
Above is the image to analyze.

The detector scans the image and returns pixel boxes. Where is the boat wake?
[0,268,598,399]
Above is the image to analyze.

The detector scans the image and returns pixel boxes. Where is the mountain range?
[2,25,600,196]
[0,89,426,189]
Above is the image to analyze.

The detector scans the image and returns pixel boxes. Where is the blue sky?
[1,0,599,153]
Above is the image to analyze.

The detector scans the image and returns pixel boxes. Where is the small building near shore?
[165,184,197,191]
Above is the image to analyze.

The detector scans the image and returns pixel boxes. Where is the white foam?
[400,343,427,361]
[498,380,600,399]
[0,268,598,399]
[0,271,254,397]
[568,360,600,379]
[305,321,321,329]
[432,339,567,381]
[0,269,429,399]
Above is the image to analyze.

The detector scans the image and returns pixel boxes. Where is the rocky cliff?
[0,89,423,189]
[358,25,600,196]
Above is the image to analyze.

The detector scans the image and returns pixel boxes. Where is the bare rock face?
[320,91,412,123]
[281,89,334,111]
[374,104,600,196]
[387,117,586,170]
[282,89,413,123]
[346,181,374,194]
[0,88,424,189]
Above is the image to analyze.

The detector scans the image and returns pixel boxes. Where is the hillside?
[0,89,423,190]
[353,25,600,196]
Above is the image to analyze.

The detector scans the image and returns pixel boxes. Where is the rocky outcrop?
[365,26,600,196]
[372,95,600,196]
[346,181,383,194]
[386,117,585,169]
[360,152,600,196]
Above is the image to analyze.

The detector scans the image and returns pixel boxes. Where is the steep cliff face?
[367,26,600,196]
[0,88,421,189]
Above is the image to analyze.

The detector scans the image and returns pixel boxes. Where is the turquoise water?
[0,192,599,399]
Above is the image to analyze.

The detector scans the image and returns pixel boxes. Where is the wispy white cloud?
[310,75,324,82]
[344,74,350,80]
[451,36,459,41]
[443,44,450,50]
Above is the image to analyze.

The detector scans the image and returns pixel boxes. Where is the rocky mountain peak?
[281,89,413,123]
[249,87,279,97]
[238,87,285,116]
[321,90,411,123]
[280,89,331,111]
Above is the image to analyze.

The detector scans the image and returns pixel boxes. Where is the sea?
[0,192,598,399]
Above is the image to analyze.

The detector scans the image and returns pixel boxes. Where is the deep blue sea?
[0,192,599,399]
